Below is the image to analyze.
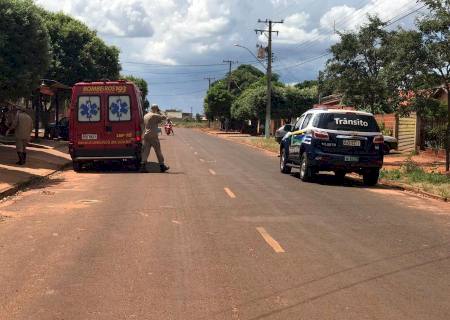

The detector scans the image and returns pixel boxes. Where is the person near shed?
[140,104,170,173]
[6,104,33,165]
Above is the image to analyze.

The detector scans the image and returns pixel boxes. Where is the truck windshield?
[314,113,380,132]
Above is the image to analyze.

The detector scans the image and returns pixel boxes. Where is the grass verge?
[241,137,280,154]
[381,159,450,199]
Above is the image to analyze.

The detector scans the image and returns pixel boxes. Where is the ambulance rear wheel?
[72,161,81,172]
[133,159,141,171]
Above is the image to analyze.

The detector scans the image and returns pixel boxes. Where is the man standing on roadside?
[140,104,170,173]
[6,104,33,165]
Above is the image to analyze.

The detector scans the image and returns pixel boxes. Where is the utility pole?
[223,60,237,92]
[204,76,215,89]
[204,77,215,128]
[256,19,283,139]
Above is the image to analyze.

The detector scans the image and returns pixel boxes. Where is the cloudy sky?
[36,0,425,114]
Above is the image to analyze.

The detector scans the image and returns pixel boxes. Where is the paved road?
[1,128,450,320]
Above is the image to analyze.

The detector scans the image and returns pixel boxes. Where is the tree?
[231,85,286,121]
[382,29,429,112]
[285,86,316,120]
[323,16,390,113]
[228,64,265,95]
[0,0,50,102]
[41,11,120,86]
[204,84,233,120]
[417,0,450,171]
[123,75,149,107]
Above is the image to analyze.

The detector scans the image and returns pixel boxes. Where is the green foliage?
[231,85,287,120]
[418,0,450,87]
[204,85,234,119]
[425,124,447,149]
[205,64,266,120]
[382,29,429,111]
[323,16,390,113]
[284,86,316,119]
[122,75,148,100]
[0,0,50,102]
[42,11,121,85]
[294,80,318,90]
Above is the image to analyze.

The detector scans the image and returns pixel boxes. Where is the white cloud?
[320,0,416,33]
[35,0,422,113]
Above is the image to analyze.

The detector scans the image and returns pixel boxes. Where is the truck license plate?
[343,139,361,147]
[81,134,97,140]
[345,156,359,162]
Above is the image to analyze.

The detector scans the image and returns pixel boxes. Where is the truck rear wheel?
[299,154,314,182]
[363,169,380,186]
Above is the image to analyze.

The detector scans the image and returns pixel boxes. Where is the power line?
[273,4,428,73]
[122,61,228,67]
[151,89,206,97]
[121,68,228,75]
[386,4,426,26]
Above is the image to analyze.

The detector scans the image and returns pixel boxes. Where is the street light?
[233,44,267,70]
[234,43,271,138]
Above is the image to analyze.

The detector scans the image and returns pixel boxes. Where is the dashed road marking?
[194,152,198,155]
[199,158,205,162]
[224,187,236,199]
[209,169,216,175]
[256,227,285,253]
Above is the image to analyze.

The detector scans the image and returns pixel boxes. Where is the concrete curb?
[199,130,449,203]
[0,161,71,201]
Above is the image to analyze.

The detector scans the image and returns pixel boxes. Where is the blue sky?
[37,0,425,114]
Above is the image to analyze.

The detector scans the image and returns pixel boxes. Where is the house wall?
[374,114,396,136]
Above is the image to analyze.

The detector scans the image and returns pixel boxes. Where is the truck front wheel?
[280,148,291,174]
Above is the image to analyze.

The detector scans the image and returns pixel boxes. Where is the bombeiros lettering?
[334,117,369,127]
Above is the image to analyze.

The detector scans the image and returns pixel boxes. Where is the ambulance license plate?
[343,139,361,147]
[81,134,97,140]
[345,156,359,162]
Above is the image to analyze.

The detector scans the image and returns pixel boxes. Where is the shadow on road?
[289,172,400,191]
[78,161,185,175]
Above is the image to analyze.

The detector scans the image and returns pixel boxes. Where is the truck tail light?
[373,135,384,144]
[312,130,329,141]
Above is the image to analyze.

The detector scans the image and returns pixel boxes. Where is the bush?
[424,125,446,150]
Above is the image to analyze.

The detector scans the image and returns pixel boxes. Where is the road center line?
[256,227,286,253]
[199,158,205,162]
[224,187,236,199]
[209,169,216,175]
